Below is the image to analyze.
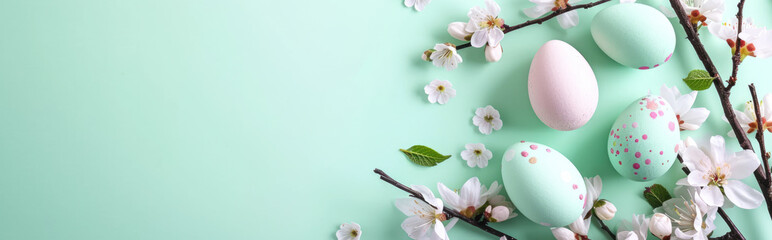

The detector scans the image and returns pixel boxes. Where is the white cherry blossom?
[424,80,456,104]
[461,143,492,168]
[395,185,449,240]
[709,17,772,60]
[466,0,505,48]
[472,105,502,135]
[523,0,580,29]
[336,222,362,240]
[404,0,431,11]
[661,84,710,131]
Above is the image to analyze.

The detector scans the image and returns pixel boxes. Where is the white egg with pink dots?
[607,94,680,181]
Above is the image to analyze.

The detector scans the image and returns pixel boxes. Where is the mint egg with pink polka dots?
[501,141,586,227]
[607,94,680,181]
[591,3,675,70]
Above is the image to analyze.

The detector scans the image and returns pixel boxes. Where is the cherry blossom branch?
[677,155,746,240]
[726,0,746,91]
[454,0,612,51]
[373,168,517,240]
[750,84,772,183]
[592,213,616,240]
[667,0,772,220]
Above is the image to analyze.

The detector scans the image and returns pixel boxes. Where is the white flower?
[657,186,717,240]
[429,43,463,71]
[551,227,581,240]
[680,0,724,26]
[466,0,505,48]
[485,44,503,62]
[461,143,492,168]
[724,93,772,137]
[649,213,672,240]
[677,135,763,208]
[484,205,510,222]
[472,105,502,135]
[617,214,649,240]
[404,0,431,11]
[485,187,518,220]
[438,177,502,216]
[616,231,639,240]
[424,80,456,104]
[594,200,616,221]
[336,222,362,240]
[709,17,772,60]
[523,0,580,29]
[661,84,710,131]
[395,185,449,240]
[447,22,473,41]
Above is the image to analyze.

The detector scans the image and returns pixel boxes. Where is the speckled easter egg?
[591,3,675,70]
[502,141,586,227]
[608,95,681,181]
[529,40,598,131]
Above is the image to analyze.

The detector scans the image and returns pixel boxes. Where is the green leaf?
[643,184,672,208]
[682,69,714,91]
[400,145,451,167]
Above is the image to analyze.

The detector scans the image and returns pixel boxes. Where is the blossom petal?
[708,135,726,165]
[728,150,760,179]
[699,185,725,207]
[557,11,579,29]
[680,108,710,130]
[763,94,772,118]
[724,180,764,209]
[523,6,551,18]
[414,0,430,11]
[401,215,432,239]
[459,177,482,208]
[687,170,710,186]
[404,0,416,7]
[487,28,504,47]
[471,30,488,48]
[486,0,501,16]
[438,182,461,211]
[436,220,449,240]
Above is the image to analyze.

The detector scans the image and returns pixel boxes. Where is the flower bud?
[447,22,473,41]
[649,213,672,239]
[551,227,577,240]
[484,205,510,222]
[593,199,616,220]
[616,231,639,240]
[485,44,503,62]
[422,49,435,61]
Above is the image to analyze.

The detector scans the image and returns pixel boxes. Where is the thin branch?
[373,169,517,240]
[750,84,772,186]
[667,0,772,219]
[726,0,746,91]
[455,0,611,51]
[592,213,616,240]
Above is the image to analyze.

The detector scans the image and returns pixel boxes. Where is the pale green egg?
[607,95,681,181]
[591,3,675,70]
[501,141,586,227]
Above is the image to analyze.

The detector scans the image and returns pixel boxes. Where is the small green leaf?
[400,145,451,167]
[683,69,714,91]
[643,184,672,208]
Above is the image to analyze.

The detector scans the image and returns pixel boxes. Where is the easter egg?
[591,3,675,70]
[608,95,680,181]
[502,141,586,227]
[528,40,598,131]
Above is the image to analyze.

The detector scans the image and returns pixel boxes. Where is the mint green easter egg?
[608,95,681,181]
[591,3,675,70]
[502,142,586,227]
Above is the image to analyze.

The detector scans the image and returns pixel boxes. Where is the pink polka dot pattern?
[637,53,673,70]
[521,151,528,157]
[607,94,681,181]
[530,145,538,150]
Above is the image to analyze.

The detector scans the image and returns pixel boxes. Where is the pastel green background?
[1,0,771,239]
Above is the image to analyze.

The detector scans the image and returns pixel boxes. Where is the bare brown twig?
[373,169,517,240]
[726,0,746,91]
[750,84,772,184]
[592,213,616,240]
[454,0,611,51]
